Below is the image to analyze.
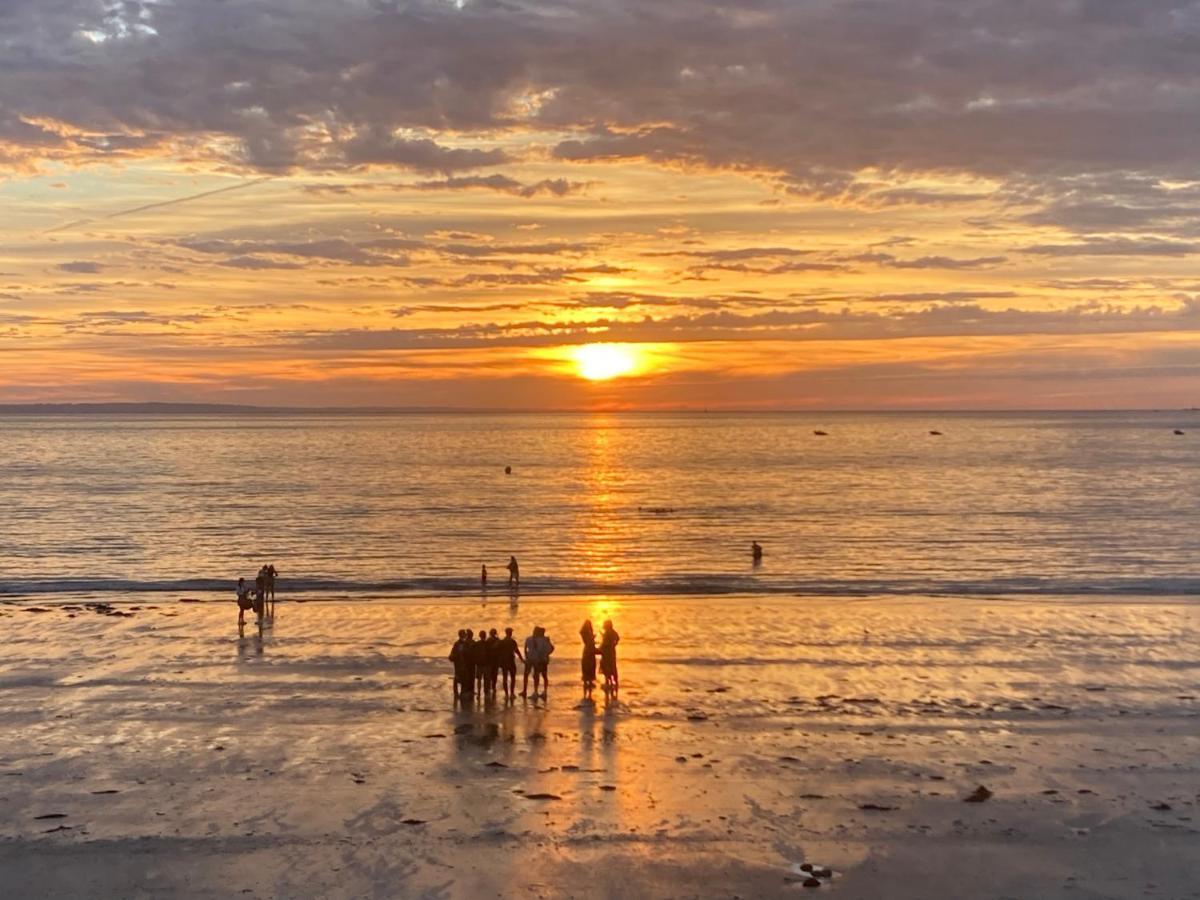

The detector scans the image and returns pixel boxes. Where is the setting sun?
[573,343,641,381]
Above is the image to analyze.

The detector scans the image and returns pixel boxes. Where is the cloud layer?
[2,0,1200,406]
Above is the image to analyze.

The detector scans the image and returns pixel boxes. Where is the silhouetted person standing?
[449,630,468,700]
[522,626,554,698]
[472,629,489,696]
[751,541,763,561]
[459,630,476,700]
[485,628,501,695]
[498,627,523,699]
[507,555,520,587]
[599,619,620,692]
[236,577,253,629]
[481,564,488,588]
[580,619,598,696]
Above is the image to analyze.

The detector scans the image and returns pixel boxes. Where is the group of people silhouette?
[448,618,620,702]
[231,562,626,702]
[449,626,551,701]
[235,563,277,630]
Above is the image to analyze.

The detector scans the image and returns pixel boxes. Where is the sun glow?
[573,343,640,381]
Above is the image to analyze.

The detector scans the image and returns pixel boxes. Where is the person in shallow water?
[265,563,278,613]
[599,619,620,692]
[480,564,488,588]
[580,619,598,696]
[250,570,267,625]
[751,541,763,561]
[497,627,523,699]
[235,577,254,629]
[506,555,520,587]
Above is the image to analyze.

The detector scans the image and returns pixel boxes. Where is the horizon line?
[0,401,1196,415]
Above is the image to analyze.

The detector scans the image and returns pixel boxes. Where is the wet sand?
[0,595,1197,899]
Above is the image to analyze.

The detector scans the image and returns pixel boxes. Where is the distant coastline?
[0,402,1194,415]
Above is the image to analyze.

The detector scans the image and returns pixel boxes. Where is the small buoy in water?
[929,430,943,436]
[813,430,828,436]
[1174,429,1185,436]
[504,465,512,474]
[751,541,763,560]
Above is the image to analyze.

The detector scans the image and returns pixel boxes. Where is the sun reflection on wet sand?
[0,596,1197,896]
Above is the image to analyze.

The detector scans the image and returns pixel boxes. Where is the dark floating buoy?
[929,430,943,436]
[504,465,512,474]
[1174,429,1185,436]
[813,430,828,436]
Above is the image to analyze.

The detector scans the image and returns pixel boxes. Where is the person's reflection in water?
[236,629,264,662]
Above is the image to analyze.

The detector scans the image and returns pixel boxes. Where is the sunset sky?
[3,0,1200,408]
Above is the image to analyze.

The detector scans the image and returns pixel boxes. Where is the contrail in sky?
[43,177,272,235]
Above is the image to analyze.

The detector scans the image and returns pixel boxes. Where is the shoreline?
[1,595,1196,898]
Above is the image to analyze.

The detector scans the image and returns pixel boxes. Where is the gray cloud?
[1020,237,1200,257]
[4,0,1200,198]
[886,255,1009,270]
[177,236,416,267]
[56,261,105,273]
[284,296,1200,352]
[410,174,591,197]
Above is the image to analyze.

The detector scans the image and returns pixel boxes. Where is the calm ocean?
[1,411,1197,600]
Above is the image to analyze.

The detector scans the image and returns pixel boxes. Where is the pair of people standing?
[481,556,521,589]
[580,619,619,697]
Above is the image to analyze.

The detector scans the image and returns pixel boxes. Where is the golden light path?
[573,344,641,381]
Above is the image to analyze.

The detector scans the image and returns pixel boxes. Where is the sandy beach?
[0,595,1197,899]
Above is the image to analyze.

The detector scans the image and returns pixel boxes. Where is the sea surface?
[1,410,1197,599]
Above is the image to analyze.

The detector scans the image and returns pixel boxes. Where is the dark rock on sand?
[523,793,562,801]
[1150,802,1172,811]
[859,803,896,811]
[401,818,427,825]
[964,786,993,803]
[803,877,822,887]
[599,785,617,791]
[34,813,68,819]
